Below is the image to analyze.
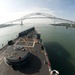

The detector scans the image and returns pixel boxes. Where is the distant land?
[51,23,75,28]
[0,24,17,28]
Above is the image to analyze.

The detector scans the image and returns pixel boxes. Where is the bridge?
[2,12,75,28]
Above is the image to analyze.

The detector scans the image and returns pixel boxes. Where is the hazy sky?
[0,0,75,23]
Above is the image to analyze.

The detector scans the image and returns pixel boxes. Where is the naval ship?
[0,27,59,75]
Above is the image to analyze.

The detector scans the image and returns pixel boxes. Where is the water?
[0,24,33,48]
[0,24,75,75]
[35,25,75,75]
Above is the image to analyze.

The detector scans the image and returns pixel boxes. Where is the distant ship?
[0,27,59,75]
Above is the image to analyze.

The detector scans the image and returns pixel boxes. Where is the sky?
[0,0,75,23]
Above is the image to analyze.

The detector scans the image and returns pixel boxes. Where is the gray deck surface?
[0,29,50,75]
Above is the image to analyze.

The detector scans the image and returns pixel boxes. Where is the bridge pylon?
[21,21,23,25]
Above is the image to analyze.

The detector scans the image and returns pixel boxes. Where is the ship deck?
[0,28,51,75]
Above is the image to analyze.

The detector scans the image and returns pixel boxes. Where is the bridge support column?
[21,21,23,25]
[54,19,55,25]
[11,22,12,24]
[71,22,72,28]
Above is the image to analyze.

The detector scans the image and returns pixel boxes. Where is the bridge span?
[1,12,75,28]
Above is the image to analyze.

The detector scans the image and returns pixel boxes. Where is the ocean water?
[0,24,75,75]
[35,25,75,75]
